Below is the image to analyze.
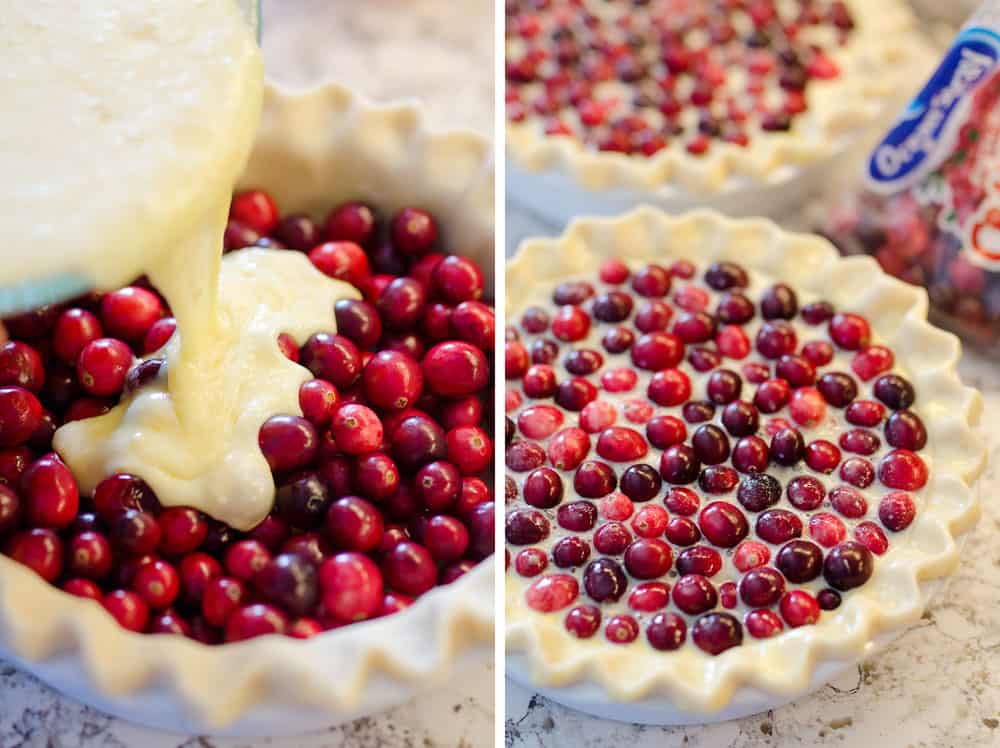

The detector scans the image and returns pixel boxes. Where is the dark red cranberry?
[673,311,716,343]
[619,464,661,502]
[505,509,549,545]
[737,473,781,512]
[529,339,559,365]
[553,281,595,306]
[716,293,755,324]
[816,372,858,407]
[739,566,786,607]
[721,401,759,437]
[704,261,748,290]
[817,588,842,610]
[770,427,805,465]
[828,312,870,350]
[786,475,825,510]
[565,605,602,638]
[0,342,44,392]
[647,611,687,650]
[564,349,603,375]
[675,545,722,577]
[325,202,376,246]
[761,284,798,319]
[274,214,320,251]
[756,321,797,359]
[631,264,671,297]
[253,553,318,617]
[698,500,748,546]
[692,424,730,465]
[755,378,791,413]
[573,460,617,498]
[557,501,598,532]
[21,454,78,529]
[682,400,715,424]
[884,410,927,450]
[601,326,634,353]
[873,374,916,410]
[301,333,361,389]
[732,436,769,473]
[630,332,683,370]
[706,369,742,404]
[157,507,208,556]
[776,539,823,582]
[823,540,873,591]
[646,415,686,449]
[259,415,318,471]
[659,444,701,484]
[840,456,876,488]
[583,557,627,602]
[672,574,717,614]
[624,538,673,578]
[555,377,597,411]
[433,255,485,303]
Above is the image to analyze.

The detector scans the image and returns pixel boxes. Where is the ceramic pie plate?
[506,0,937,225]
[0,82,495,737]
[505,207,986,723]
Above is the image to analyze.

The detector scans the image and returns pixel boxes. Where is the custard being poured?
[4,0,358,530]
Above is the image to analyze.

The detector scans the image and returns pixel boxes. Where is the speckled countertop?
[504,202,1000,747]
[0,1,494,747]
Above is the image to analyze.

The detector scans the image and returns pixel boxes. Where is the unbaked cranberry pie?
[506,0,930,192]
[505,209,982,710]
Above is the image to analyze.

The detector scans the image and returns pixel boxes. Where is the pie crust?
[506,0,936,196]
[0,81,494,734]
[505,207,985,713]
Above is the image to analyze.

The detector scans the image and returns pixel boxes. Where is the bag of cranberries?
[819,3,1000,353]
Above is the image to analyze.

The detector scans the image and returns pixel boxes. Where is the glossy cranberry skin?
[659,444,701,485]
[103,589,150,632]
[672,574,718,614]
[157,507,208,556]
[564,605,602,638]
[520,306,550,333]
[691,424,730,465]
[593,521,632,555]
[770,427,805,466]
[839,428,881,456]
[619,464,661,502]
[873,374,916,410]
[840,456,876,488]
[755,321,797,359]
[738,565,786,607]
[225,603,289,641]
[21,454,78,529]
[631,264,672,297]
[92,473,160,519]
[706,369,742,404]
[823,540,874,591]
[259,415,318,471]
[618,609,670,652]
[0,386,42,446]
[630,332,684,371]
[816,372,858,408]
[433,255,484,303]
[301,333,362,389]
[745,609,784,639]
[802,301,835,324]
[557,501,598,533]
[592,291,634,322]
[716,293,755,324]
[331,300,381,352]
[623,538,673,578]
[698,501,748,547]
[422,341,489,396]
[132,559,181,610]
[704,262,748,290]
[776,539,824,583]
[756,509,803,544]
[754,378,790,414]
[846,400,886,427]
[601,326,635,354]
[225,539,272,582]
[325,202,376,246]
[76,338,134,397]
[647,368,691,406]
[0,341,44,393]
[779,590,820,628]
[761,283,798,319]
[721,401,759,437]
[382,540,438,596]
[884,410,927,450]
[828,313,870,350]
[331,404,383,456]
[582,557,628,603]
[525,574,579,612]
[645,415,686,450]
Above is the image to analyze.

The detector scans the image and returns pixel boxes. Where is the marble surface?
[0,2,495,747]
[504,202,1000,747]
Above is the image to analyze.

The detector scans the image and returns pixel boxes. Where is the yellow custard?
[3,1,357,529]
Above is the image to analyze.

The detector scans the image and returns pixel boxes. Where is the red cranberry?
[332,300,381,351]
[553,281,595,306]
[675,545,722,577]
[839,429,880,456]
[225,603,288,641]
[8,527,62,581]
[75,337,132,397]
[671,573,717,615]
[691,425,730,465]
[103,589,150,632]
[631,332,684,370]
[817,588,842,610]
[506,441,546,472]
[259,415,318,470]
[274,213,320,251]
[520,306,549,333]
[673,312,716,343]
[884,410,927,450]
[623,538,673,578]
[132,559,180,610]
[433,256,484,303]
[840,456,876,488]
[816,372,858,408]
[515,548,548,577]
[846,399,886,427]
[92,473,159,519]
[828,313,870,350]
[0,341,44,393]
[505,508,549,545]
[770,427,805,465]
[423,341,489,396]
[716,293,755,324]
[682,400,716,424]
[851,345,894,381]
[602,325,635,353]
[754,378,790,413]
[225,539,272,581]
[600,259,630,284]
[756,509,803,544]
[552,536,591,568]
[325,202,376,246]
[659,444,701,485]
[557,500,598,532]
[698,500,748,547]
[631,264,671,297]
[231,190,279,233]
[564,605,601,638]
[100,287,163,342]
[785,475,824,510]
[746,609,784,638]
[706,370,742,405]
[415,460,461,512]
[716,324,750,359]
[732,435,769,473]
[878,491,916,531]
[593,521,631,555]
[21,454,78,529]
[316,552,384,622]
[805,440,841,473]
[624,581,669,615]
[605,614,639,644]
[645,415,686,449]
[854,521,889,555]
[390,208,437,256]
[158,507,207,556]
[802,340,834,366]
[301,333,361,389]
[66,531,112,580]
[779,590,820,627]
[647,611,687,650]
[776,539,823,582]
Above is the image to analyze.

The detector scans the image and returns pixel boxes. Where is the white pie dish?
[0,81,495,737]
[506,0,936,225]
[505,207,985,720]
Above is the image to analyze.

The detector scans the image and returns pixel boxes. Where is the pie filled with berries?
[506,0,931,193]
[0,193,494,643]
[505,209,982,710]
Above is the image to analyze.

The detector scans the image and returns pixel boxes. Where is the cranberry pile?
[505,257,928,655]
[506,0,853,156]
[823,68,1000,351]
[0,191,494,643]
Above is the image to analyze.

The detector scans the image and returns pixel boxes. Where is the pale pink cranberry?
[599,491,633,521]
[716,325,750,359]
[878,491,916,531]
[733,540,770,572]
[789,387,826,427]
[809,513,847,547]
[854,521,889,554]
[828,312,871,350]
[631,504,669,538]
[745,609,784,638]
[647,368,691,406]
[517,405,563,440]
[600,367,638,393]
[525,573,579,612]
[623,399,653,424]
